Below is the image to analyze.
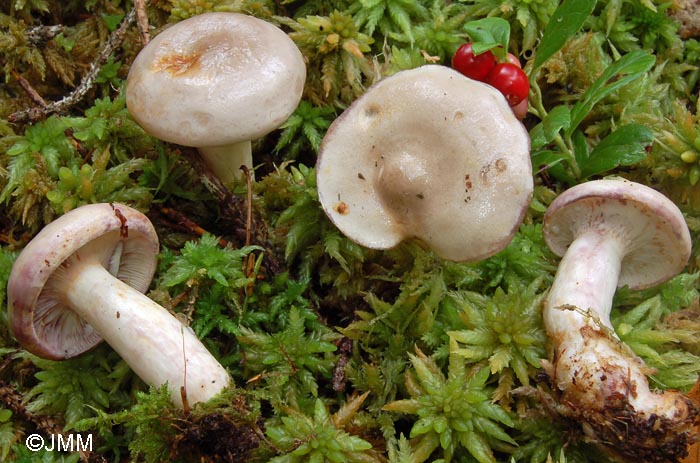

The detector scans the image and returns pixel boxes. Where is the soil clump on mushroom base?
[169,411,261,462]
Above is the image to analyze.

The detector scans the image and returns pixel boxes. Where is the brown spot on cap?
[334,202,349,215]
[496,158,507,172]
[154,52,202,76]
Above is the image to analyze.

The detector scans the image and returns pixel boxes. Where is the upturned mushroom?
[125,12,306,184]
[316,65,533,262]
[541,178,697,461]
[7,203,230,408]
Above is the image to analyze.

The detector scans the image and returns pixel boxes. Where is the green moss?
[384,345,516,463]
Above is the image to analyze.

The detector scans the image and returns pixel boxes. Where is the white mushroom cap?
[125,12,306,152]
[7,203,158,359]
[316,65,533,262]
[543,178,691,289]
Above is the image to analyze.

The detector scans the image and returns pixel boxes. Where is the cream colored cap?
[126,12,306,148]
[316,65,533,262]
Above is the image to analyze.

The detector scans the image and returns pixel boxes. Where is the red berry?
[505,53,522,68]
[485,63,529,106]
[451,43,498,81]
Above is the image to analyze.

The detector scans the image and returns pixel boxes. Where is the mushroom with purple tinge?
[7,203,230,408]
[541,178,698,461]
[316,65,533,262]
[125,12,306,184]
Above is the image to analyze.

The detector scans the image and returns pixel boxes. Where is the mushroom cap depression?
[316,65,533,262]
[125,12,306,148]
[7,203,159,359]
[542,178,691,290]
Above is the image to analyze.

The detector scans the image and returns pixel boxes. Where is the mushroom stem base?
[540,332,697,462]
[199,141,253,185]
[65,262,230,407]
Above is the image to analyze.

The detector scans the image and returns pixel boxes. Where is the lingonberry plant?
[451,18,530,112]
[451,42,498,80]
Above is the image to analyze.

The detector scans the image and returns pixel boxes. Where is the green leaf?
[410,417,435,437]
[474,401,514,427]
[533,0,597,69]
[567,50,656,135]
[579,124,653,178]
[464,18,511,59]
[101,13,124,31]
[488,346,513,373]
[462,431,496,463]
[474,416,517,445]
[531,150,568,173]
[542,106,572,142]
[314,399,330,424]
[530,105,571,149]
[572,129,590,172]
[448,329,491,346]
[529,127,547,151]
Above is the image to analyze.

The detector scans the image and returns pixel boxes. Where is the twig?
[241,165,254,247]
[25,24,65,44]
[8,8,137,124]
[159,206,230,248]
[180,325,190,415]
[0,230,29,248]
[133,0,151,45]
[9,69,46,108]
[11,70,46,106]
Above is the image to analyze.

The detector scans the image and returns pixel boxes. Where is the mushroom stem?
[544,228,622,338]
[199,141,253,184]
[63,259,230,408]
[543,227,695,457]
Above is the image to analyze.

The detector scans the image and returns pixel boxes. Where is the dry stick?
[331,337,353,392]
[133,0,150,45]
[159,207,231,248]
[241,165,254,247]
[25,24,65,43]
[10,70,47,108]
[8,8,137,124]
[0,225,30,247]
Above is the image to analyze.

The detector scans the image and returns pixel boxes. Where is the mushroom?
[316,65,533,262]
[541,178,697,460]
[7,203,230,408]
[125,12,306,184]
